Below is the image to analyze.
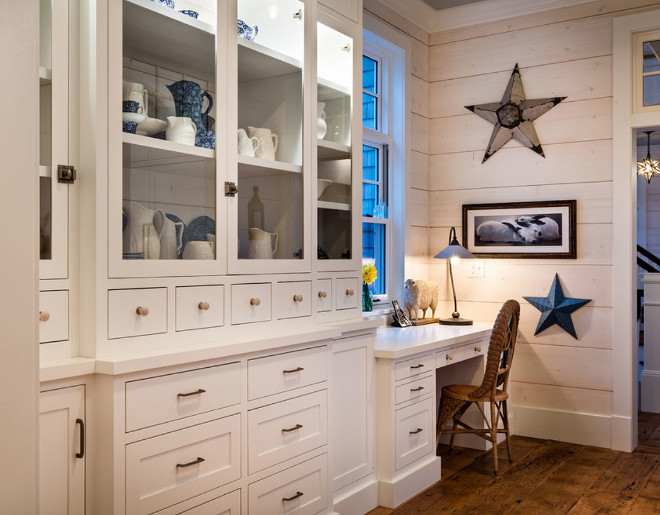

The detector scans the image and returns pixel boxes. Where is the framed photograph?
[462,200,576,259]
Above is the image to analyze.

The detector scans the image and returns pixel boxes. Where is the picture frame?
[462,200,576,259]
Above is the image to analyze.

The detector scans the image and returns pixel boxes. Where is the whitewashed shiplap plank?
[429,98,612,155]
[429,56,613,119]
[510,381,612,415]
[411,150,429,191]
[428,182,613,226]
[411,113,429,154]
[429,140,613,191]
[511,342,612,390]
[429,16,612,82]
[408,187,429,227]
[411,76,429,118]
[409,34,430,81]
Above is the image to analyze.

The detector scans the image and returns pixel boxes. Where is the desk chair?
[436,299,520,477]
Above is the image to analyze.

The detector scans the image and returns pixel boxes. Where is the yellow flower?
[362,264,377,285]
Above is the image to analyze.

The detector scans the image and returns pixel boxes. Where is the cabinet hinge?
[225,181,238,197]
[57,164,77,184]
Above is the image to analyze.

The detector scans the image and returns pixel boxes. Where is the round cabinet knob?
[39,311,50,322]
[318,291,327,299]
[136,306,149,317]
[198,301,210,311]
[446,354,453,361]
[250,298,261,306]
[474,346,482,352]
[346,289,355,296]
[293,294,303,303]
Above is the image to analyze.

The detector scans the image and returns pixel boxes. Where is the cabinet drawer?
[394,353,434,382]
[155,488,240,515]
[335,277,360,310]
[108,287,167,339]
[247,346,327,400]
[248,390,327,474]
[395,397,434,471]
[248,454,328,515]
[395,373,434,405]
[231,283,271,325]
[39,290,69,343]
[176,285,224,331]
[125,415,241,515]
[436,342,486,369]
[316,279,332,312]
[125,362,241,432]
[276,281,312,320]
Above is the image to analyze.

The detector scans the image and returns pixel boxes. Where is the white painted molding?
[373,0,593,33]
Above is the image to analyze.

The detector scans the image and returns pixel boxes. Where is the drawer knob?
[318,291,327,298]
[38,311,50,322]
[411,386,424,392]
[446,354,453,361]
[283,366,304,374]
[293,294,303,303]
[475,346,482,352]
[177,388,206,398]
[282,423,303,433]
[345,289,354,296]
[250,297,261,306]
[198,301,210,311]
[176,457,205,469]
[282,492,304,502]
[410,364,424,370]
[136,306,149,317]
[409,427,424,435]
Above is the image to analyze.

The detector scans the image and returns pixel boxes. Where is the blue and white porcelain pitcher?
[166,80,214,147]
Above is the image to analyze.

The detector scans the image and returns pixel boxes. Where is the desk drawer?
[247,346,327,400]
[395,397,434,470]
[108,287,167,339]
[175,285,224,331]
[248,390,327,474]
[394,353,434,382]
[436,343,486,369]
[276,281,312,320]
[316,279,332,312]
[335,278,360,310]
[154,489,240,515]
[125,415,241,515]
[395,374,434,405]
[125,362,241,432]
[231,283,271,325]
[248,454,328,515]
[39,290,69,343]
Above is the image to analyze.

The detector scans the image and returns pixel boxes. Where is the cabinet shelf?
[317,140,350,160]
[318,201,350,211]
[318,78,350,99]
[123,0,215,82]
[39,67,52,85]
[123,132,215,158]
[238,155,302,177]
[238,38,302,83]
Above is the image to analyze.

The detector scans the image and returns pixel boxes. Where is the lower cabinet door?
[125,415,241,515]
[154,488,241,515]
[248,454,328,515]
[395,397,434,470]
[39,385,85,515]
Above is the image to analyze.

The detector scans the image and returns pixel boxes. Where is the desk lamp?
[434,227,476,325]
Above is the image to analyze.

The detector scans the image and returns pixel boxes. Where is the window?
[362,22,406,303]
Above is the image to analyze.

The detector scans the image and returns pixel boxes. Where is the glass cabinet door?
[316,19,356,268]
[232,0,308,272]
[110,0,223,277]
[39,0,69,279]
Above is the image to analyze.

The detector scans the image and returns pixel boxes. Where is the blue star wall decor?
[523,273,591,339]
[465,64,566,163]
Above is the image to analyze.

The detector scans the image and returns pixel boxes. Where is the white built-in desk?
[373,322,493,509]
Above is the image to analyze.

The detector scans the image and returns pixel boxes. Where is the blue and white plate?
[184,216,215,251]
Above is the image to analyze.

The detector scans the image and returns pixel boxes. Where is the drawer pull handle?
[75,418,85,459]
[250,297,261,306]
[177,388,206,398]
[446,354,453,361]
[293,294,303,302]
[198,301,210,311]
[318,291,327,298]
[176,457,205,469]
[410,364,424,369]
[409,428,424,435]
[39,311,50,322]
[411,386,424,392]
[475,346,482,352]
[283,366,304,374]
[345,289,355,296]
[282,491,304,502]
[282,423,303,433]
[136,306,149,317]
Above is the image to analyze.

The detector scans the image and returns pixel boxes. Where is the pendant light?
[637,131,660,183]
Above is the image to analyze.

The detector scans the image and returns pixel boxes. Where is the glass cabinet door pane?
[237,0,305,260]
[40,0,53,260]
[317,22,353,261]
[121,0,218,261]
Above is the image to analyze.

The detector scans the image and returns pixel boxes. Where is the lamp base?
[438,317,473,326]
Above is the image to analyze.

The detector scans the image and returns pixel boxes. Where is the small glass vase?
[362,283,373,312]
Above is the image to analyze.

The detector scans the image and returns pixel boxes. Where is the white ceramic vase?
[317,102,327,139]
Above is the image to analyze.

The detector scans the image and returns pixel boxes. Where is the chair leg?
[502,400,512,464]
[490,401,499,477]
[448,418,457,454]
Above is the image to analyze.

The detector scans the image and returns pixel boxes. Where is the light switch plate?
[468,261,485,278]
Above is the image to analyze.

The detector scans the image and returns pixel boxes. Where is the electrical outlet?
[468,260,485,278]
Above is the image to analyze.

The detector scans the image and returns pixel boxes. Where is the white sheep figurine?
[403,279,439,321]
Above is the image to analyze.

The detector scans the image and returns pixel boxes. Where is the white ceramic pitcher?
[122,81,149,116]
[248,227,278,259]
[122,201,160,259]
[247,126,278,160]
[317,102,327,139]
[153,209,183,259]
[166,116,196,145]
[237,128,260,157]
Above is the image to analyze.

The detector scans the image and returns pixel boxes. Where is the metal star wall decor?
[466,64,566,163]
[523,273,591,339]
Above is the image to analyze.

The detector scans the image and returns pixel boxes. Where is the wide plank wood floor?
[368,417,660,515]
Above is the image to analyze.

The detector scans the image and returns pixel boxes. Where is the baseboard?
[332,475,379,515]
[512,405,611,448]
[377,455,441,509]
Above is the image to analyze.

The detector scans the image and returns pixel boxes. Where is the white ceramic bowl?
[136,117,167,136]
[317,179,333,199]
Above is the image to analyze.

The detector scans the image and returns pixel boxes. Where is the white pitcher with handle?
[248,227,278,259]
[122,81,149,116]
[237,128,260,157]
[153,209,183,259]
[123,201,160,259]
[247,126,278,160]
